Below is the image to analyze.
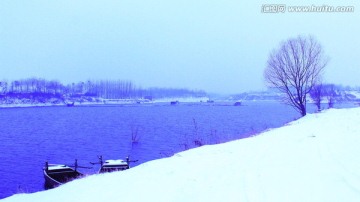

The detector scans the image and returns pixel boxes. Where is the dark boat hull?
[66,102,75,107]
[99,165,129,173]
[44,169,83,189]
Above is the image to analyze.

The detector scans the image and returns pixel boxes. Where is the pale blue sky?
[0,0,359,93]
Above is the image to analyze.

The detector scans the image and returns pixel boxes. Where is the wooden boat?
[99,159,129,173]
[234,101,242,106]
[91,156,137,173]
[170,101,179,105]
[43,160,84,189]
[43,156,137,189]
[66,102,75,107]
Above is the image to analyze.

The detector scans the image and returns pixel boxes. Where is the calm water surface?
[0,101,301,198]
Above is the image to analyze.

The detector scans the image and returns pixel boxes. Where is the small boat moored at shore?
[43,160,84,189]
[170,101,179,105]
[100,159,129,173]
[234,101,242,106]
[43,156,138,188]
[91,155,138,173]
[66,102,75,107]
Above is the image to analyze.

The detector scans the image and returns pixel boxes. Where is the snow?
[3,107,360,202]
[0,103,64,108]
[346,91,360,99]
[152,96,209,103]
[103,160,127,166]
[46,164,69,171]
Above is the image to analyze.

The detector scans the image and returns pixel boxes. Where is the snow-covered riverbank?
[0,97,210,108]
[3,107,360,202]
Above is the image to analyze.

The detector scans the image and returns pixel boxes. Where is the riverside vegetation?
[0,78,207,105]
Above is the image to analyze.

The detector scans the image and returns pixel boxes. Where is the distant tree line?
[145,87,206,99]
[0,78,207,100]
[231,84,359,105]
[0,78,64,95]
[309,83,360,111]
[69,80,139,99]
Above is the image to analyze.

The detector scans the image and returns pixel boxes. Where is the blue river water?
[0,101,303,199]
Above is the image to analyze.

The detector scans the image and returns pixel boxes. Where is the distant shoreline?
[2,99,356,109]
[0,98,258,109]
[0,97,211,109]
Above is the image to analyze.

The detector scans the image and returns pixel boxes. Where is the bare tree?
[0,81,8,94]
[264,36,328,116]
[309,84,323,111]
[323,84,336,108]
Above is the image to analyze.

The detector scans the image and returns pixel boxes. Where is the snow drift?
[3,107,360,202]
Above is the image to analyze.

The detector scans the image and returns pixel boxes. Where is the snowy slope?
[3,107,360,202]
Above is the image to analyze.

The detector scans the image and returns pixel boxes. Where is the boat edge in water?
[43,161,84,189]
